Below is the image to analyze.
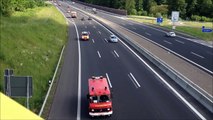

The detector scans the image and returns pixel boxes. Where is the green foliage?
[0,5,67,113]
[191,15,201,21]
[141,10,148,16]
[0,0,45,17]
[125,0,136,14]
[137,10,142,15]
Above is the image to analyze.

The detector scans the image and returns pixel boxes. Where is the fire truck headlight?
[107,108,110,111]
[91,109,94,112]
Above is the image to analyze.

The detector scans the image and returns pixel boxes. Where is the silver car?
[166,32,176,37]
[109,35,118,43]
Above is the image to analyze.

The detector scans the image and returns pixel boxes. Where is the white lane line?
[104,38,108,43]
[128,73,140,88]
[175,39,185,44]
[85,26,87,28]
[72,6,207,119]
[93,25,96,28]
[164,40,172,45]
[97,51,101,58]
[73,21,81,120]
[92,39,95,43]
[98,31,101,34]
[145,32,151,36]
[106,73,112,88]
[129,73,141,88]
[191,52,204,59]
[113,50,119,57]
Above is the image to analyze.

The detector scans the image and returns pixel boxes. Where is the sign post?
[171,11,179,30]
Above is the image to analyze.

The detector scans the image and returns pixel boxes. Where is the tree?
[186,0,197,17]
[135,0,143,11]
[125,0,136,14]
[168,0,187,18]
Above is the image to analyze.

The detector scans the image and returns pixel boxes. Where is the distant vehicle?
[87,76,113,117]
[109,35,118,43]
[81,31,90,40]
[71,11,77,18]
[88,16,92,20]
[166,32,176,37]
[58,2,61,6]
[92,8,97,14]
[81,17,85,21]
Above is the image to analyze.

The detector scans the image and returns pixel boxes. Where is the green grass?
[0,5,67,113]
[128,16,213,41]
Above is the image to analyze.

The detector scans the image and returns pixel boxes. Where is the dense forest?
[79,0,213,21]
[0,0,45,17]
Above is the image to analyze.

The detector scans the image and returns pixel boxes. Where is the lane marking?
[92,39,95,43]
[114,50,119,57]
[129,73,141,88]
[104,38,108,43]
[175,39,185,44]
[164,40,172,45]
[145,32,151,36]
[191,52,204,59]
[98,31,101,34]
[66,4,207,119]
[93,25,96,28]
[106,73,112,88]
[73,20,81,120]
[128,74,138,88]
[97,51,101,58]
[90,18,206,119]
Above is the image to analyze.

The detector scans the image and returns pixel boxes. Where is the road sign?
[5,69,13,76]
[9,76,33,97]
[171,11,179,22]
[157,17,163,24]
[202,26,213,33]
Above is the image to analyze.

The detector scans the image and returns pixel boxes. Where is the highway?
[72,2,213,74]
[48,1,212,120]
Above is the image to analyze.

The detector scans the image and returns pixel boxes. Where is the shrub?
[137,10,142,15]
[155,12,162,18]
[141,11,147,16]
[191,15,201,21]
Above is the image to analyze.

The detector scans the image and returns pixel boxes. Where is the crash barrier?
[73,0,127,15]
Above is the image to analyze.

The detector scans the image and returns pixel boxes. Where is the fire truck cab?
[87,76,113,117]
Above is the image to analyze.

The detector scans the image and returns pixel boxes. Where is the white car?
[166,32,176,37]
[109,35,118,43]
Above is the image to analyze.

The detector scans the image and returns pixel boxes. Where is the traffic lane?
[48,22,78,119]
[100,39,199,119]
[77,18,199,119]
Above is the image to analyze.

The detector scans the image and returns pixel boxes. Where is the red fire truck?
[87,76,113,117]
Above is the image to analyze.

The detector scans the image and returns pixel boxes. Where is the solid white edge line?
[113,50,119,57]
[91,17,206,120]
[191,52,205,59]
[130,73,141,87]
[97,51,101,58]
[127,74,138,88]
[73,21,81,120]
[98,31,101,34]
[106,73,112,88]
[64,3,207,119]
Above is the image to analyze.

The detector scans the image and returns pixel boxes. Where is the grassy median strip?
[128,15,213,41]
[0,4,67,113]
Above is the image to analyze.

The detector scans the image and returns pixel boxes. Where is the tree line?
[0,0,45,17]
[79,0,213,22]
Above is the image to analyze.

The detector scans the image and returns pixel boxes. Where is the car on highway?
[166,32,176,37]
[71,11,77,18]
[87,76,113,117]
[81,31,90,40]
[88,16,92,20]
[67,6,71,13]
[109,35,118,43]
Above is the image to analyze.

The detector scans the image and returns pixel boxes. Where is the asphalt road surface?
[48,1,212,120]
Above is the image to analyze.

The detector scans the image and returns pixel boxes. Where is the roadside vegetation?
[0,3,67,113]
[80,0,213,41]
[128,16,213,41]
